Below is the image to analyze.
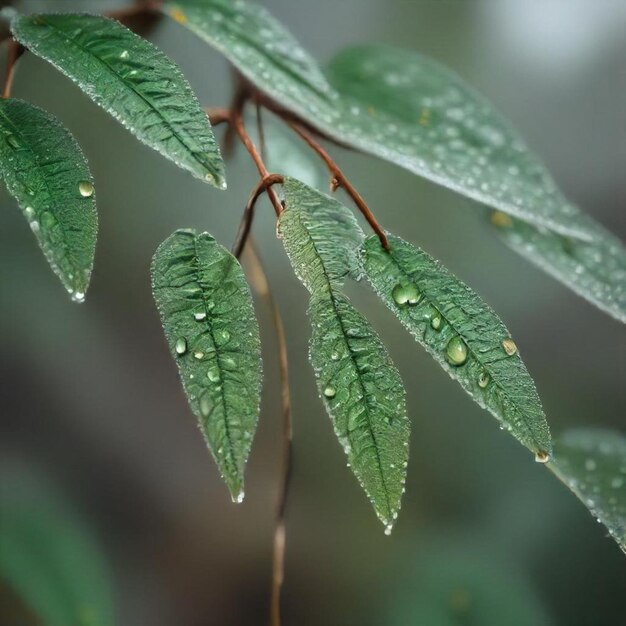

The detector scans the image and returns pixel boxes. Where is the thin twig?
[232,174,284,259]
[286,120,389,249]
[232,105,283,216]
[241,242,292,626]
[206,107,231,127]
[255,99,267,160]
[107,0,162,22]
[2,39,24,99]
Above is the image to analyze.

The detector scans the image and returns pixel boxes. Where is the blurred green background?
[1,1,625,624]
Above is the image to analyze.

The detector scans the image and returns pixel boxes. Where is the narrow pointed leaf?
[162,0,335,117]
[490,211,626,323]
[12,14,225,187]
[151,229,262,500]
[0,474,115,626]
[549,429,626,554]
[361,233,551,457]
[325,45,590,240]
[279,179,408,528]
[0,98,97,301]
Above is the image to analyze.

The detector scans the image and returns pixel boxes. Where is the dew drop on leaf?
[78,181,94,197]
[175,337,187,355]
[324,385,336,398]
[535,450,550,463]
[391,282,421,306]
[478,371,490,388]
[502,338,518,356]
[446,336,468,366]
[430,314,442,330]
[194,311,206,321]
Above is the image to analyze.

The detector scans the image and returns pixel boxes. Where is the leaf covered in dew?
[549,428,626,554]
[151,229,262,501]
[278,178,409,530]
[360,233,552,457]
[489,210,626,323]
[0,98,97,301]
[12,13,225,187]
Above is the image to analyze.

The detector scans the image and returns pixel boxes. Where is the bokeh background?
[1,0,625,624]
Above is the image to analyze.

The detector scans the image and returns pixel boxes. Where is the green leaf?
[549,429,626,554]
[162,0,335,119]
[0,98,97,301]
[325,45,591,240]
[489,210,626,323]
[279,178,408,529]
[151,229,262,500]
[12,13,225,187]
[360,233,552,457]
[0,471,115,626]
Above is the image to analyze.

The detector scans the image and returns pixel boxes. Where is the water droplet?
[71,291,85,303]
[431,314,442,330]
[446,336,468,366]
[5,134,19,149]
[193,351,204,360]
[535,451,550,463]
[330,351,340,361]
[220,330,231,342]
[502,338,517,356]
[199,394,211,417]
[207,368,220,382]
[24,206,35,220]
[384,524,393,536]
[478,371,490,388]
[194,312,207,321]
[233,491,245,504]
[175,337,187,355]
[324,385,336,398]
[119,49,130,59]
[392,282,421,306]
[78,181,94,197]
[29,220,40,233]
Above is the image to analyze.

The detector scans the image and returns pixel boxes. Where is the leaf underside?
[163,0,591,239]
[361,233,552,457]
[151,229,262,500]
[12,13,225,187]
[279,178,409,527]
[549,429,626,553]
[490,211,626,323]
[0,98,97,301]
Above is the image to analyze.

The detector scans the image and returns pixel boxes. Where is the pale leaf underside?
[151,229,262,500]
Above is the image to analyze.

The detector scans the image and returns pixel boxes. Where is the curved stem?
[285,120,389,249]
[240,242,293,626]
[2,40,24,99]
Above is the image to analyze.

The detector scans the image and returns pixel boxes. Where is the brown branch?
[241,242,292,626]
[232,174,284,259]
[2,39,24,99]
[285,120,389,249]
[206,107,231,127]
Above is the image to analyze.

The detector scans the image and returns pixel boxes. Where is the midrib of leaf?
[37,15,212,176]
[0,106,80,278]
[381,244,545,452]
[187,1,332,100]
[292,209,391,515]
[190,237,237,477]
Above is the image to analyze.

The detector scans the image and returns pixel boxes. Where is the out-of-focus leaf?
[325,45,590,240]
[490,211,626,323]
[549,428,626,554]
[360,233,551,458]
[279,179,408,529]
[0,472,114,626]
[0,98,97,302]
[151,229,262,500]
[12,13,225,187]
[163,0,335,116]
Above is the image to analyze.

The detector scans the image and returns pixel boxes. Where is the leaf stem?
[285,120,389,249]
[2,39,24,99]
[240,242,293,626]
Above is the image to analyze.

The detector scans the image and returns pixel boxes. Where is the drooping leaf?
[0,471,115,626]
[163,0,336,121]
[151,229,262,500]
[0,98,97,301]
[489,211,626,323]
[360,233,552,457]
[549,428,626,554]
[12,13,225,187]
[325,45,591,240]
[279,179,408,529]
[278,176,364,291]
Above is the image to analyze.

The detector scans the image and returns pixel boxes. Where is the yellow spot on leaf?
[170,7,188,24]
[490,210,513,228]
[418,107,431,126]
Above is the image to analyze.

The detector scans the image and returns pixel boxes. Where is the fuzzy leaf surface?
[151,230,262,500]
[279,180,408,528]
[361,233,551,457]
[12,13,225,187]
[490,211,626,323]
[0,98,97,301]
[549,429,626,554]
